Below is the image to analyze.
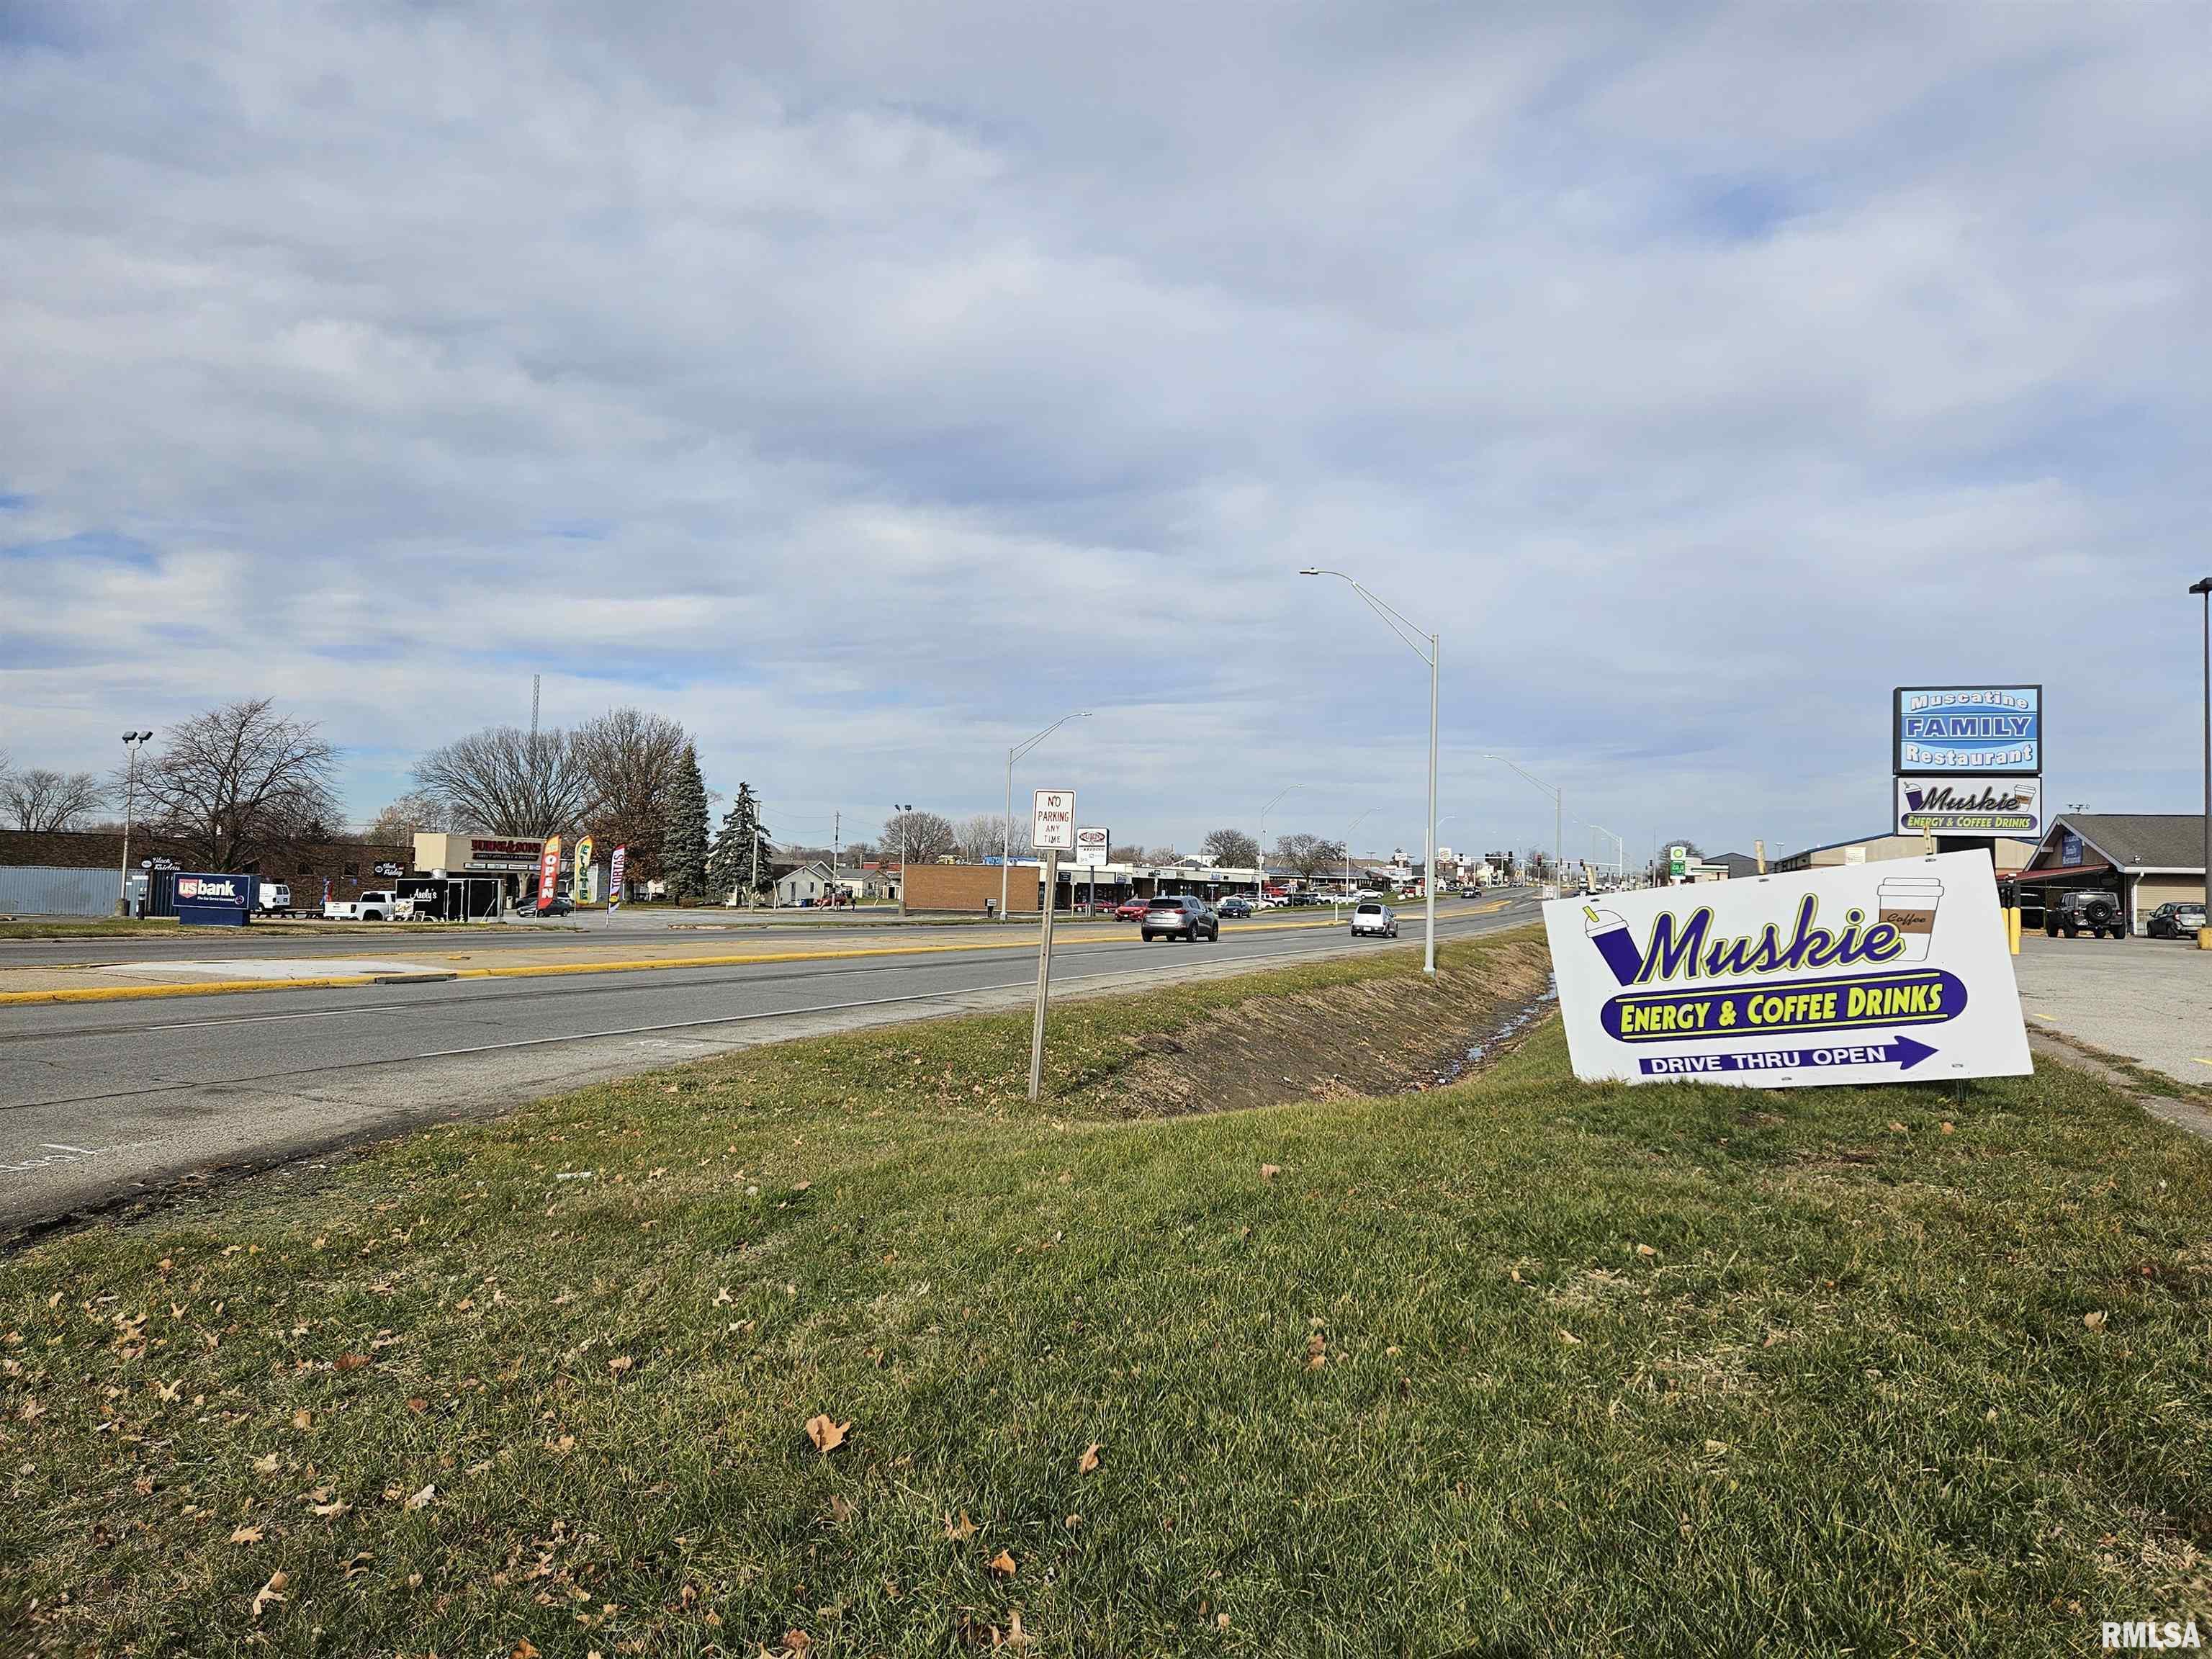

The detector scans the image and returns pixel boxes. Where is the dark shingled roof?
[2043,814,2206,871]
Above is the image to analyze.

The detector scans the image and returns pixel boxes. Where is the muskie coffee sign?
[1894,776,2043,838]
[1542,852,2031,1089]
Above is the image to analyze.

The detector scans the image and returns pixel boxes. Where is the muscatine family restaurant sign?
[1893,685,2041,775]
[1542,852,2031,1089]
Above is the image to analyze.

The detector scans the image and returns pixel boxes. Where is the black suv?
[1140,894,1219,942]
[2045,890,2125,939]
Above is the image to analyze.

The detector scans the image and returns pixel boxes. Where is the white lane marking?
[141,1004,417,1033]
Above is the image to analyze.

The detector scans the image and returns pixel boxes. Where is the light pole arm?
[1303,568,1434,665]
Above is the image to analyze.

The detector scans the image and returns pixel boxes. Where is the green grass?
[4,930,2210,1656]
[0,917,182,940]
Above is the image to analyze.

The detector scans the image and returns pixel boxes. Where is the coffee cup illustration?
[1583,905,1642,985]
[1876,876,1943,961]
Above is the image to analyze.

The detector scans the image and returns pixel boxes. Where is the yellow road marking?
[0,903,1511,1005]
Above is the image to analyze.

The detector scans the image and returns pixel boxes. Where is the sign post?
[1541,851,2031,1089]
[1028,790,1076,1101]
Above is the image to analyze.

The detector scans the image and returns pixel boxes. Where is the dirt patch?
[1099,935,1555,1119]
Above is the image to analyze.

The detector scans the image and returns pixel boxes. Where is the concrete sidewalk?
[0,903,1507,1005]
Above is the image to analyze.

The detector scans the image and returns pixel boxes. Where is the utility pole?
[2193,577,2212,948]
[894,803,912,918]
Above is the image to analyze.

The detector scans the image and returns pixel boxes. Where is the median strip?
[0,902,1509,1007]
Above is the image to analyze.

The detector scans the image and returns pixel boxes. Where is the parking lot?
[2011,930,2212,1087]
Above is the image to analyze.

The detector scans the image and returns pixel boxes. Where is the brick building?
[0,829,413,908]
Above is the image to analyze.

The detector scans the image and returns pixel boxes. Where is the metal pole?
[115,739,139,917]
[899,814,908,919]
[2196,577,2212,948]
[1028,847,1061,1100]
[1425,632,1438,975]
[1002,755,1013,924]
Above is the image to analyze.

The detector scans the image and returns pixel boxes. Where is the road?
[0,898,1541,1234]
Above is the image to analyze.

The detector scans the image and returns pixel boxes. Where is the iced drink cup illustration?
[1584,905,1642,985]
[1876,876,1943,962]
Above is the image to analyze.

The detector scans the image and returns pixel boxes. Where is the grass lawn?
[0,918,182,940]
[4,930,2209,1655]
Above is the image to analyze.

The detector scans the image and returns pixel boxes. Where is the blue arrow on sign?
[1638,1035,1938,1078]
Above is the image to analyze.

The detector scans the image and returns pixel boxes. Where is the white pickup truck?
[323,889,400,922]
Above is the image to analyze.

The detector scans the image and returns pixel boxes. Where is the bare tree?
[366,790,450,844]
[1109,843,1144,864]
[1200,827,1260,868]
[132,700,341,869]
[573,707,691,882]
[413,725,589,838]
[1272,832,1345,881]
[1142,845,1184,866]
[1,768,107,832]
[881,809,958,863]
[953,812,1010,865]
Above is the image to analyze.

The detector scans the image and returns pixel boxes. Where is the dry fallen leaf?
[2083,1310,2108,1332]
[1635,1244,1658,1259]
[804,1413,850,1455]
[313,1499,353,1519]
[405,1398,428,1415]
[987,1548,1017,1578]
[1076,1442,1102,1475]
[513,1640,541,1659]
[251,1452,280,1476]
[1558,1328,1581,1346]
[1259,1164,1281,1180]
[230,1524,264,1545]
[333,1353,370,1372]
[1887,1121,1910,1135]
[292,1410,313,1431]
[945,1511,979,1541]
[403,1483,436,1511]
[828,1493,856,1524]
[1704,1439,1730,1455]
[1940,1121,1956,1134]
[251,1569,287,1619]
[606,1355,634,1376]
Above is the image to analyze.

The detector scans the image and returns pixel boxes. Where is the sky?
[3,1,2207,870]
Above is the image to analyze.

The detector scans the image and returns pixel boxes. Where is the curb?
[0,903,1512,1007]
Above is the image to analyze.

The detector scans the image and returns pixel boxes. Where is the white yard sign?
[1542,851,2031,1089]
[1032,789,1076,851]
[1074,826,1109,868]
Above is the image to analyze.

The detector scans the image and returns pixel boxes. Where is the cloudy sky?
[4,1,2206,867]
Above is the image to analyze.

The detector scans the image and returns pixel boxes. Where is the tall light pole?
[894,803,913,919]
[1300,568,1439,976]
[2193,577,2211,948]
[115,729,153,916]
[1344,806,1377,913]
[1481,753,1562,894]
[1260,783,1306,901]
[1003,711,1092,923]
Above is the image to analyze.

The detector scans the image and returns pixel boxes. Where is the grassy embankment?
[3,928,2208,1656]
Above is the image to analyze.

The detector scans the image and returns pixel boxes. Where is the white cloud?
[1,1,2206,863]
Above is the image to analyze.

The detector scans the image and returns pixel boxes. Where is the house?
[771,860,836,907]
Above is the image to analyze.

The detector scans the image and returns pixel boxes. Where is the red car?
[1112,896,1151,921]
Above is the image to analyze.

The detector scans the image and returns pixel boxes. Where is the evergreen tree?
[707,781,771,904]
[661,745,709,902]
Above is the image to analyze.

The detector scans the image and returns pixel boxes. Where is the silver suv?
[1350,900,1398,938]
[1140,895,1218,943]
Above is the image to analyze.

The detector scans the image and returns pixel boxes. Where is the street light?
[1480,753,1563,893]
[1300,567,1439,976]
[2193,577,2211,948]
[1259,783,1307,901]
[893,804,913,919]
[115,729,153,917]
[1002,711,1092,923]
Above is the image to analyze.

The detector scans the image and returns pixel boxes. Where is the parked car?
[526,894,576,917]
[2044,889,2125,939]
[323,889,397,922]
[1350,900,1398,938]
[1140,894,1219,942]
[1113,895,1152,921]
[2144,902,2208,940]
[1217,896,1253,918]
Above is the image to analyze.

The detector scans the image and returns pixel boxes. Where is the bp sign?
[174,872,255,927]
[1542,851,2030,1089]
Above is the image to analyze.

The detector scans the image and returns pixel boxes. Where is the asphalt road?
[0,898,1541,1233]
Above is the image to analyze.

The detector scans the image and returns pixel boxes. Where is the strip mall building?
[2004,814,2206,933]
